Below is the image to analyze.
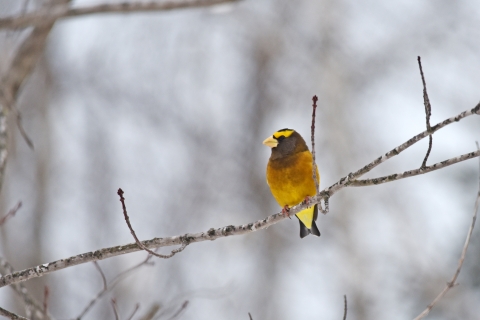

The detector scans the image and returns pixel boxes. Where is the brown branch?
[413,142,480,320]
[0,0,241,30]
[0,306,29,320]
[310,95,328,214]
[111,299,120,320]
[126,303,140,320]
[343,295,347,320]
[93,261,108,291]
[322,102,480,198]
[138,304,161,320]
[43,286,49,316]
[0,103,478,289]
[75,255,154,319]
[418,56,433,168]
[0,257,51,319]
[168,300,189,320]
[350,150,480,187]
[0,201,22,226]
[118,188,188,259]
[311,95,320,194]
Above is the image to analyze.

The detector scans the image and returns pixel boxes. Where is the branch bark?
[0,0,240,30]
[0,103,477,289]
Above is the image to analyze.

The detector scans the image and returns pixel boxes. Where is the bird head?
[263,128,309,160]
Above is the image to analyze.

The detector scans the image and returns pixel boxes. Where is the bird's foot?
[302,196,311,206]
[282,206,291,219]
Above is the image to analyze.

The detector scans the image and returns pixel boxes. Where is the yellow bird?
[263,128,320,238]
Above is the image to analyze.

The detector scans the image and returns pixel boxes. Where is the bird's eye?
[277,135,285,142]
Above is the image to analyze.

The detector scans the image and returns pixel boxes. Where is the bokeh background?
[1,0,480,319]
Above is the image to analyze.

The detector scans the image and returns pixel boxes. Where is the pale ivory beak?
[262,136,278,148]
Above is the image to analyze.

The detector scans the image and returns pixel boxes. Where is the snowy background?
[0,0,480,319]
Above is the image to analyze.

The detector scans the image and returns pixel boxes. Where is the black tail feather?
[299,220,309,238]
[310,220,321,237]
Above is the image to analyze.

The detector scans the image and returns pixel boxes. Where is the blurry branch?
[126,303,140,320]
[248,312,253,320]
[74,255,154,319]
[0,104,478,289]
[343,295,347,320]
[413,142,480,320]
[118,188,188,259]
[0,0,241,30]
[111,299,120,320]
[0,257,52,319]
[0,201,22,226]
[43,286,50,317]
[417,56,433,168]
[138,304,161,320]
[0,306,29,320]
[166,300,189,319]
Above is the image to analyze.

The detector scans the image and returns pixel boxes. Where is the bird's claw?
[282,206,291,219]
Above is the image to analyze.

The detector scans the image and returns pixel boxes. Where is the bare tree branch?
[0,306,29,320]
[343,295,347,320]
[350,150,480,187]
[0,201,22,226]
[0,257,53,319]
[0,103,478,289]
[118,188,188,259]
[0,0,241,30]
[418,56,433,168]
[75,255,154,319]
[413,142,480,320]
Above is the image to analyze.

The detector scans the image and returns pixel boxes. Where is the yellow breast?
[266,150,320,207]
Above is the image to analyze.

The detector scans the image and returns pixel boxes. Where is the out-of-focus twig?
[111,299,120,320]
[413,142,480,320]
[75,255,154,319]
[417,56,433,168]
[167,300,189,320]
[0,201,22,226]
[138,304,161,320]
[0,306,29,320]
[126,303,140,320]
[343,295,347,320]
[43,286,49,316]
[0,0,241,30]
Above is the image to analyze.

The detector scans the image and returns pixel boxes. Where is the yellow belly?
[266,150,320,228]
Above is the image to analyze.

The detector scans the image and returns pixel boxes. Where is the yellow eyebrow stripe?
[273,129,294,139]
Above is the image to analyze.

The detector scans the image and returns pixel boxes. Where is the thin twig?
[0,306,29,320]
[311,95,319,194]
[310,95,328,214]
[0,0,241,30]
[14,108,34,149]
[0,103,478,289]
[118,188,188,259]
[248,312,253,320]
[0,201,22,226]
[343,295,347,320]
[126,303,140,320]
[93,261,108,291]
[418,56,433,168]
[138,304,161,320]
[43,286,49,316]
[167,300,189,320]
[111,299,120,320]
[75,255,154,319]
[350,150,480,186]
[413,142,480,320]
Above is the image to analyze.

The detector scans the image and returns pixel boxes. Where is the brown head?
[262,128,309,160]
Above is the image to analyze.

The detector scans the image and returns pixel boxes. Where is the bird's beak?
[262,136,278,148]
